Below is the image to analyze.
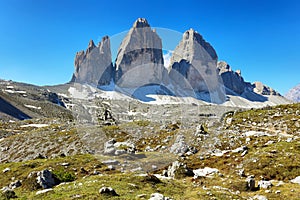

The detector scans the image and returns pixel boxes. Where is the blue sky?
[0,0,299,94]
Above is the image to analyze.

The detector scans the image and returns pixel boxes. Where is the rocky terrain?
[285,83,300,102]
[0,18,299,199]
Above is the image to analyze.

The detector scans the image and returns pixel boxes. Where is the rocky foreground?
[0,83,299,199]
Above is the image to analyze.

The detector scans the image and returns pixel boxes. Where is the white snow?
[4,89,26,94]
[291,176,300,184]
[20,124,48,128]
[24,104,41,109]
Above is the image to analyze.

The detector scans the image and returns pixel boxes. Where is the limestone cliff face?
[217,61,250,95]
[71,36,113,86]
[114,18,165,88]
[169,29,225,103]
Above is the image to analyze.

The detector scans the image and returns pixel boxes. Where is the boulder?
[193,167,219,178]
[36,169,59,189]
[99,186,119,196]
[258,180,273,189]
[166,161,194,178]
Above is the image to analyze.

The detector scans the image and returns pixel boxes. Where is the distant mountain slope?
[0,80,72,121]
[285,83,300,102]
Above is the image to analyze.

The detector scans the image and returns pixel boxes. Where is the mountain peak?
[86,40,96,54]
[133,18,150,28]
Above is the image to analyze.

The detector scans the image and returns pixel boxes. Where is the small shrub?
[53,170,76,182]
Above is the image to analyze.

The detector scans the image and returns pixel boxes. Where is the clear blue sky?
[0,0,299,94]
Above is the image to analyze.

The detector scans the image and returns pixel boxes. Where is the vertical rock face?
[71,36,113,86]
[253,81,280,96]
[169,29,225,103]
[114,18,165,88]
[217,61,250,95]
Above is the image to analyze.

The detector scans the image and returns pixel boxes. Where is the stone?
[3,167,10,173]
[291,176,300,184]
[169,135,189,154]
[71,36,113,87]
[36,169,59,189]
[104,139,117,154]
[1,188,17,199]
[99,186,119,196]
[169,29,225,103]
[253,195,268,200]
[149,192,172,200]
[36,188,53,195]
[258,180,273,189]
[9,180,22,189]
[246,175,256,191]
[193,167,219,178]
[166,161,194,178]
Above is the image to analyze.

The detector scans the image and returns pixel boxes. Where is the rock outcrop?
[217,61,251,95]
[217,61,280,96]
[114,18,166,88]
[71,36,113,86]
[285,83,300,102]
[253,81,280,96]
[169,29,225,103]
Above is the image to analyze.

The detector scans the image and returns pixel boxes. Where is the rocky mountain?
[71,36,113,86]
[114,18,166,88]
[217,61,280,98]
[285,83,300,102]
[168,29,225,103]
[68,18,285,106]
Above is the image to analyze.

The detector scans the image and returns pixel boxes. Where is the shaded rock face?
[253,82,280,96]
[217,61,280,96]
[285,83,300,102]
[217,61,250,95]
[71,36,113,86]
[169,29,225,103]
[114,18,166,88]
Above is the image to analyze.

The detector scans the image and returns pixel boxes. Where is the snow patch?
[20,124,48,128]
[24,104,41,110]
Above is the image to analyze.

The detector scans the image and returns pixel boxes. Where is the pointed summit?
[71,36,113,86]
[114,18,164,87]
[168,29,225,103]
[133,18,150,28]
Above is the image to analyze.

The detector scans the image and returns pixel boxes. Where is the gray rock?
[104,139,117,154]
[291,176,300,184]
[169,29,225,103]
[253,82,280,96]
[9,180,21,189]
[71,36,113,87]
[114,18,165,88]
[217,61,250,95]
[258,180,273,189]
[246,175,256,191]
[170,135,188,154]
[149,193,172,200]
[166,161,193,178]
[36,169,58,189]
[193,167,219,178]
[99,186,119,196]
[253,195,268,200]
[2,167,10,173]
